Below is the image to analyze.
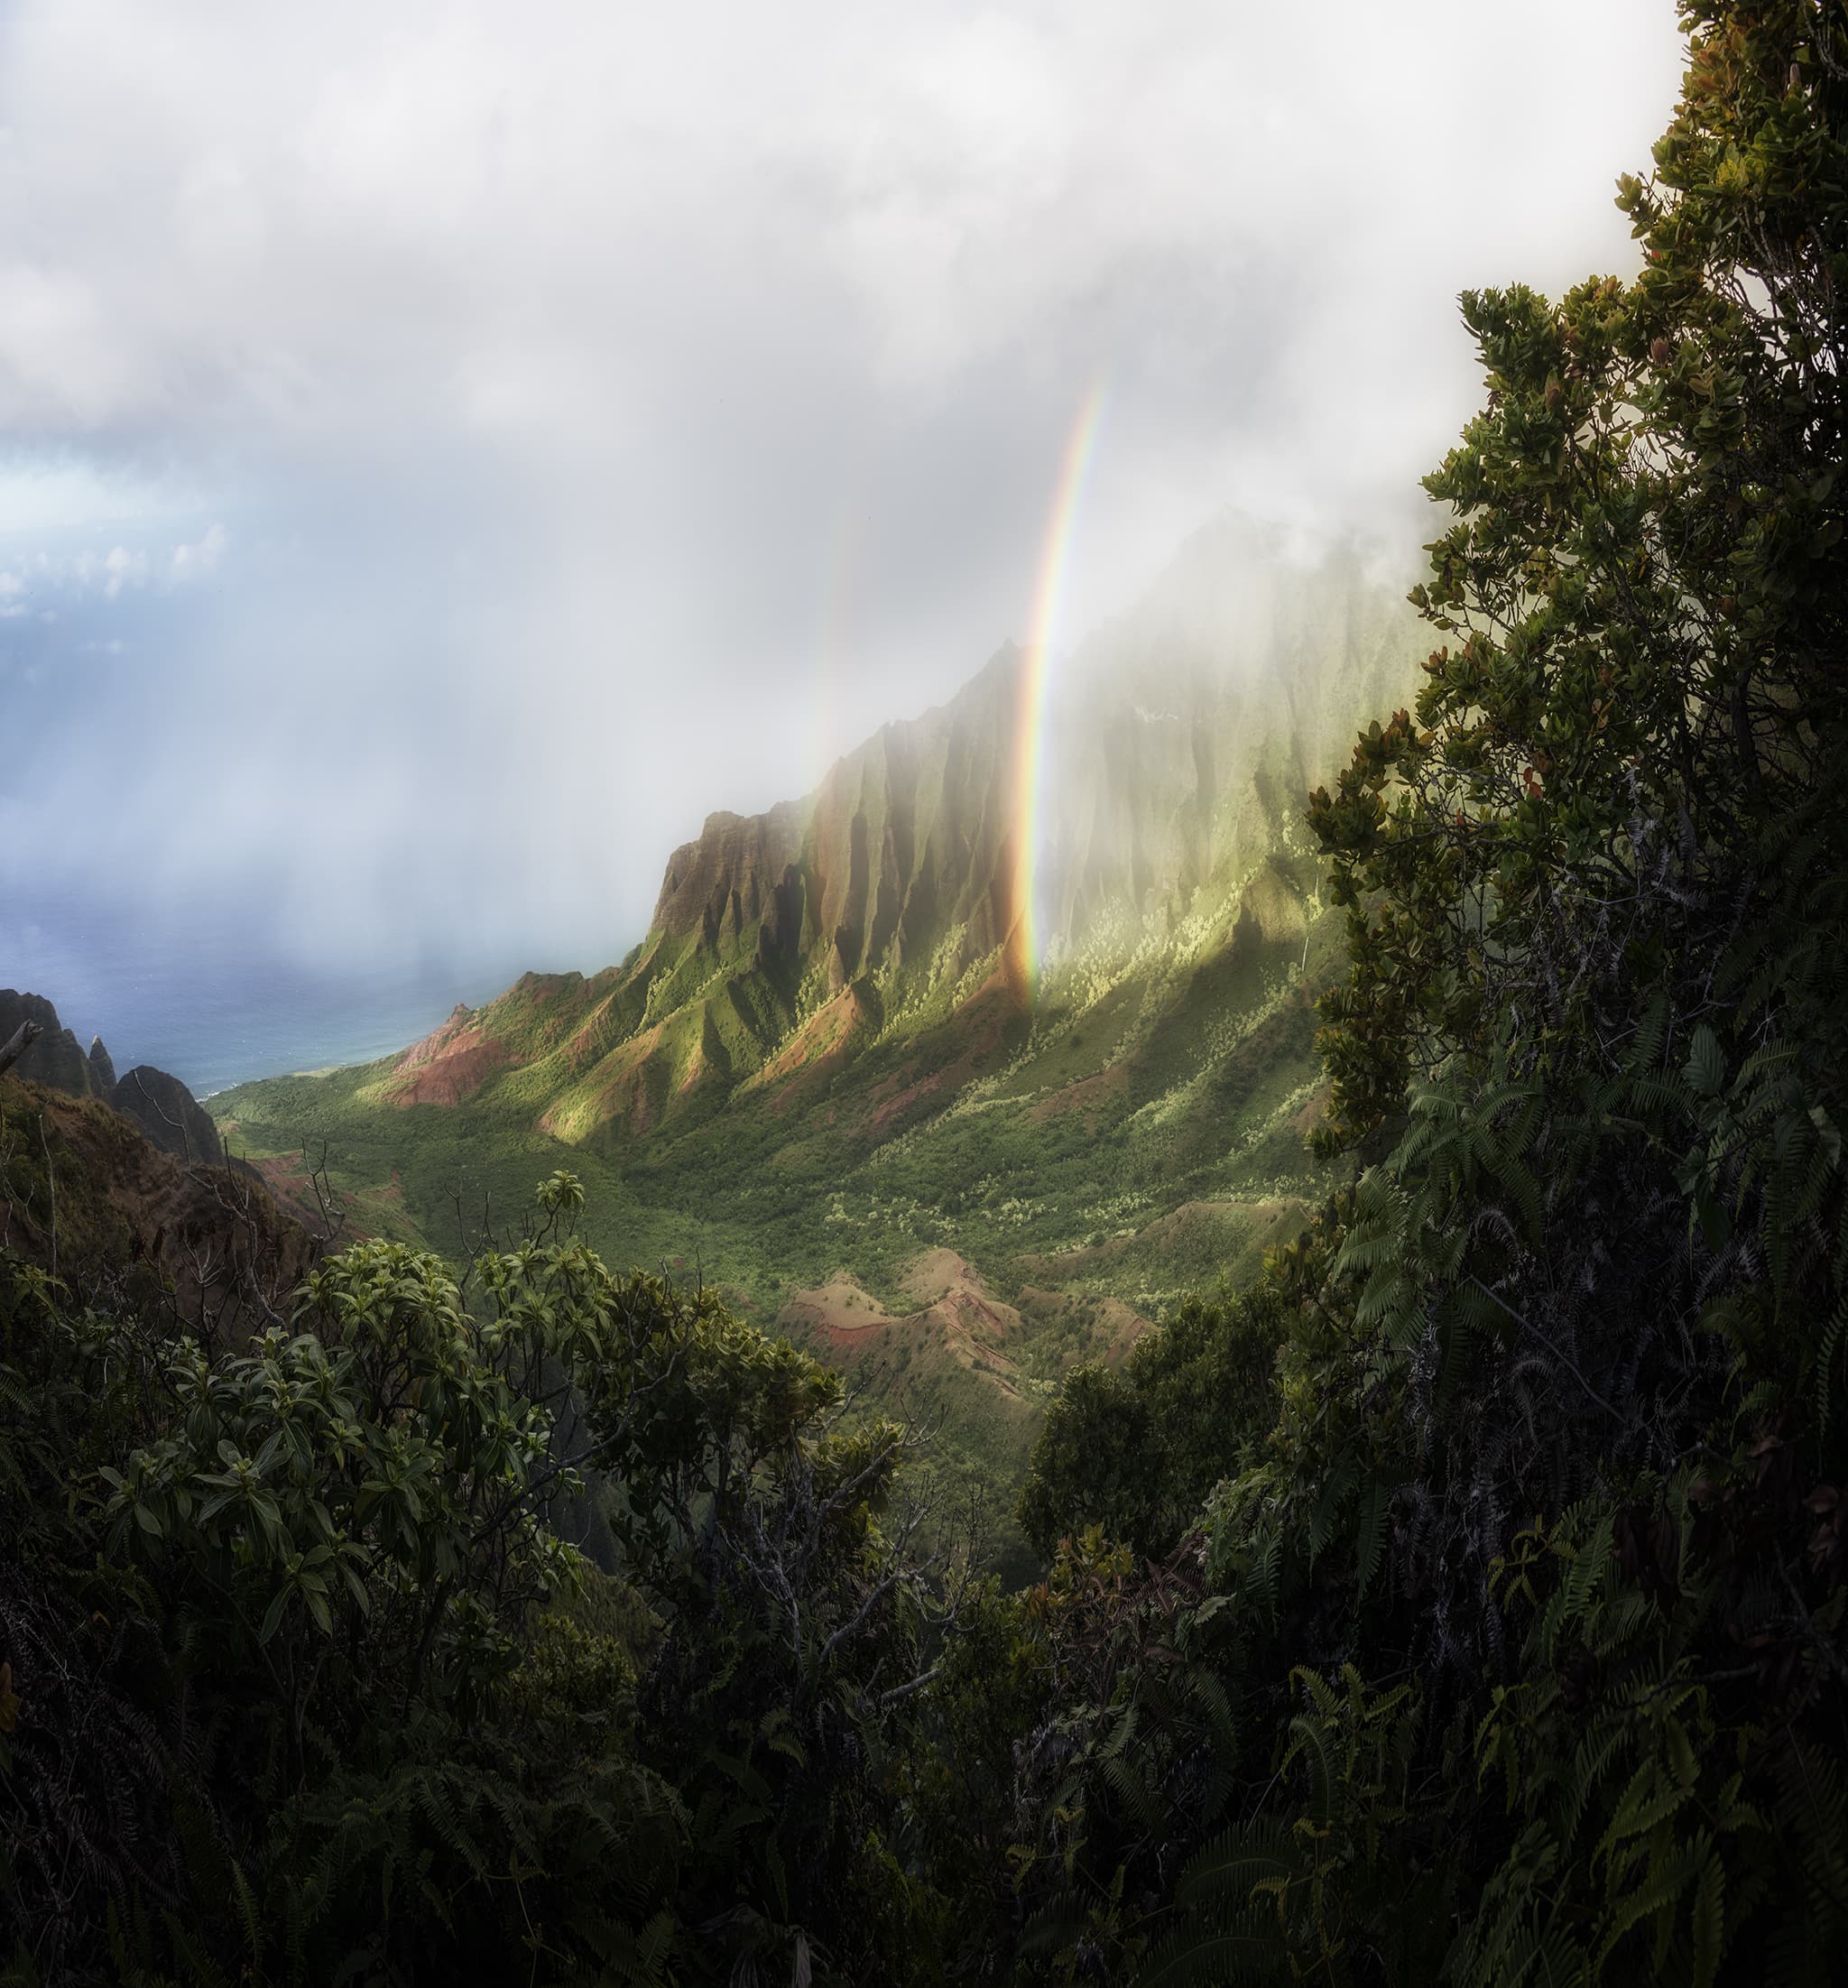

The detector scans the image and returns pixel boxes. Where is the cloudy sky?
[0,0,1685,1051]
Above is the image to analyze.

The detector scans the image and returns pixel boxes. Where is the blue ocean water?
[0,891,558,1098]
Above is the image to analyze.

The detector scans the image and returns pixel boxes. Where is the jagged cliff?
[650,648,1020,1002]
[0,990,223,1163]
[0,990,113,1100]
[0,991,313,1325]
[355,517,1420,1155]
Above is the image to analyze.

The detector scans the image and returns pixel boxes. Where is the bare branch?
[0,1017,43,1078]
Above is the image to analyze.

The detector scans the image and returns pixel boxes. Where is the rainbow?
[1009,381,1106,1000]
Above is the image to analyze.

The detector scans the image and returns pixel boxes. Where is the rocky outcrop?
[112,1065,226,1166]
[0,990,229,1166]
[653,803,810,962]
[0,990,109,1098]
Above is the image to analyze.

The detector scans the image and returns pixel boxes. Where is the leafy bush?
[0,1171,942,1985]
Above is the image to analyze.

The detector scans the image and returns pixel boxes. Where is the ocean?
[0,889,555,1098]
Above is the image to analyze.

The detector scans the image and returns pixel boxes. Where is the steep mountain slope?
[286,520,1412,1143]
[210,517,1422,1546]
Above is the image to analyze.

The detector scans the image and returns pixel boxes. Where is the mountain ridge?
[1,987,228,1167]
[362,518,1418,1162]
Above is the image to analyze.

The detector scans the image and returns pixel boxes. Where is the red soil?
[1028,1062,1130,1125]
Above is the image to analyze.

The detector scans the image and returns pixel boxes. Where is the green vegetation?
[6,4,1846,1980]
[210,884,1343,1558]
[2,1172,942,1984]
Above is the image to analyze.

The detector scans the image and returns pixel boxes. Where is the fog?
[0,0,1685,1003]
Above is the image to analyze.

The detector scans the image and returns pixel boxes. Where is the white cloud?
[171,522,226,578]
[0,263,142,429]
[0,457,208,538]
[0,0,1690,969]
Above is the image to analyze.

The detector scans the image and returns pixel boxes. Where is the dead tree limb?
[0,1019,43,1078]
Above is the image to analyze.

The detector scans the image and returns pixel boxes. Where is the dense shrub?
[0,1173,937,1985]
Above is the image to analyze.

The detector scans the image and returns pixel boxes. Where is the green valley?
[208,520,1421,1553]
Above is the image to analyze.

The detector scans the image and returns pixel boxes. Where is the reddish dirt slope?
[381,1004,511,1107]
[861,966,1021,1142]
[738,982,878,1115]
[777,1249,1035,1412]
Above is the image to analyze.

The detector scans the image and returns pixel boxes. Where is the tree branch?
[0,1018,43,1078]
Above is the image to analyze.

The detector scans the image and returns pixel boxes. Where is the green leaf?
[1686,1026,1725,1099]
[259,1588,290,1644]
[1691,1853,1724,1988]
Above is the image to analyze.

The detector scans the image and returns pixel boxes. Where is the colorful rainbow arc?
[1009,382,1107,1001]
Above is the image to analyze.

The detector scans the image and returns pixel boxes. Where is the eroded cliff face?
[645,521,1416,1010]
[652,801,810,970]
[645,651,1020,1007]
[357,518,1421,1149]
[1037,521,1419,960]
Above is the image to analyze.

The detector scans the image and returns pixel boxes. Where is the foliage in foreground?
[0,1170,941,1985]
[999,4,1848,1979]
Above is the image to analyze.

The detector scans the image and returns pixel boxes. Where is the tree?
[1309,0,1846,1179]
[1009,7,1848,1981]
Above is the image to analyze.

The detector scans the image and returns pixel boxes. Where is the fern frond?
[1354,1476,1392,1605]
[1175,1820,1299,1908]
[1138,1916,1287,1987]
